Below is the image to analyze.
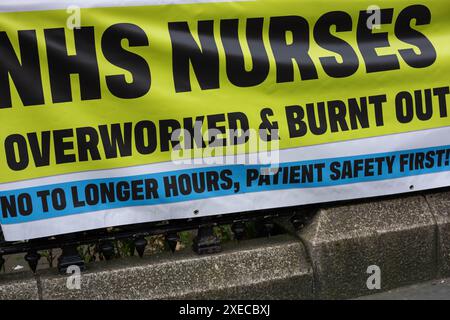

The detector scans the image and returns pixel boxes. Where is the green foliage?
[214,225,234,241]
[40,249,57,268]
[179,230,195,249]
[78,244,98,263]
[116,239,135,257]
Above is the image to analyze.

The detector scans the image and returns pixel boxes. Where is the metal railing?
[0,207,315,274]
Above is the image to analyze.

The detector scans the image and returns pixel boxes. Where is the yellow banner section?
[0,0,449,183]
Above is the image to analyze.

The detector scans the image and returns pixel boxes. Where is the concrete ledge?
[0,272,39,300]
[424,191,450,277]
[298,195,438,299]
[37,235,313,300]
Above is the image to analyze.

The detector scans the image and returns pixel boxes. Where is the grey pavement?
[357,278,450,300]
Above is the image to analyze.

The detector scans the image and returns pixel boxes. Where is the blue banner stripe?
[1,145,450,224]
